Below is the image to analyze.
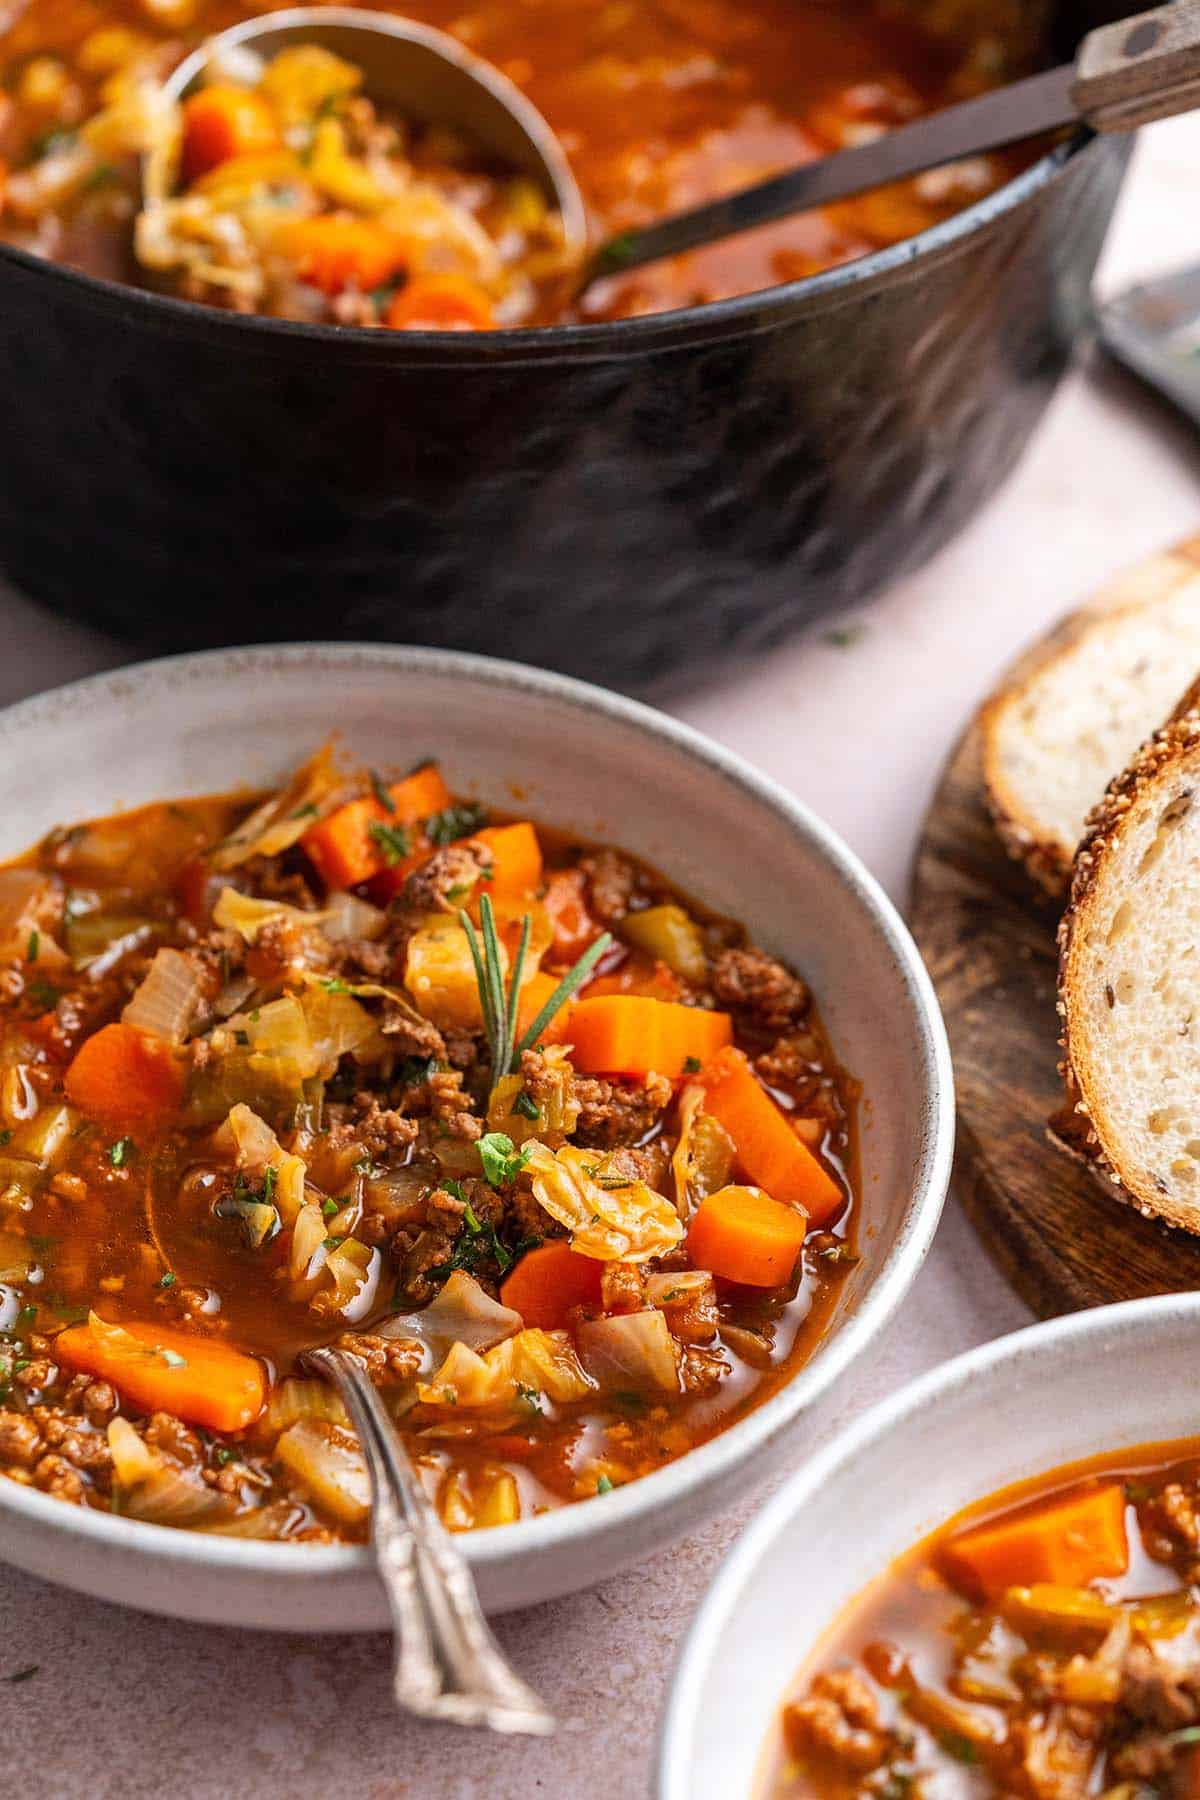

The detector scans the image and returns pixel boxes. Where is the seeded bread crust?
[982,536,1200,896]
[1057,711,1200,1230]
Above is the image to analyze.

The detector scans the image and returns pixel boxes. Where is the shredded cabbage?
[210,746,341,870]
[524,1141,685,1262]
[212,887,319,945]
[418,1327,594,1411]
[576,1310,681,1394]
[671,1083,735,1219]
[382,1270,521,1364]
[226,1103,307,1224]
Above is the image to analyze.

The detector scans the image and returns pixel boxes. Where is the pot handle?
[1075,0,1200,132]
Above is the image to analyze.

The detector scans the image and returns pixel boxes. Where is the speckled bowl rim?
[655,1291,1200,1800]
[0,643,954,1594]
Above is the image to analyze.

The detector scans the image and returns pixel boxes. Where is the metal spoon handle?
[302,1347,554,1735]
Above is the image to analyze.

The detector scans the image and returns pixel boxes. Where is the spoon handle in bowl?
[1075,0,1200,132]
[301,1346,555,1735]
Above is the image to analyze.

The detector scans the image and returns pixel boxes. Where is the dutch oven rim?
[0,128,1087,367]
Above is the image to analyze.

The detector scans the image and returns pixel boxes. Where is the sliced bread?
[1057,706,1200,1231]
[982,536,1200,894]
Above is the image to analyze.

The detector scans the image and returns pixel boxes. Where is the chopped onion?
[323,890,386,943]
[123,947,203,1042]
[259,1377,350,1438]
[107,1418,239,1527]
[0,1233,33,1284]
[319,1239,380,1322]
[289,1200,328,1283]
[576,1310,681,1395]
[381,1270,521,1363]
[275,1419,369,1526]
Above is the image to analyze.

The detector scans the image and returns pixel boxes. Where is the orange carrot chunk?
[515,970,574,1046]
[63,1021,184,1128]
[281,213,412,296]
[566,995,732,1079]
[181,85,280,183]
[940,1483,1130,1600]
[385,275,495,331]
[702,1047,843,1227]
[301,763,452,890]
[500,1240,603,1329]
[473,822,543,902]
[687,1185,808,1287]
[56,1317,265,1433]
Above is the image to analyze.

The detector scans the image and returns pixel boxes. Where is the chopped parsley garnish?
[214,1446,237,1467]
[322,1235,346,1251]
[513,1089,540,1121]
[817,1243,860,1266]
[462,1199,482,1234]
[398,1055,440,1087]
[682,1055,702,1074]
[515,1380,542,1415]
[262,1166,277,1204]
[369,770,395,813]
[445,883,471,902]
[596,1475,614,1495]
[109,1137,133,1168]
[15,1305,36,1332]
[353,1155,382,1177]
[25,930,38,963]
[368,820,412,866]
[289,803,319,820]
[426,802,488,847]
[937,1735,977,1766]
[25,977,59,1013]
[159,1271,176,1288]
[320,977,353,994]
[478,1132,530,1189]
[321,1198,339,1219]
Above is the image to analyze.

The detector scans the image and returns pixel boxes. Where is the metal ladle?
[153,5,587,260]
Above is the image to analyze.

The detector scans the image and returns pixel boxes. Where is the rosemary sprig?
[458,893,612,1079]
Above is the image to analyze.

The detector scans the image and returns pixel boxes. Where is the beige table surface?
[2,113,1199,1800]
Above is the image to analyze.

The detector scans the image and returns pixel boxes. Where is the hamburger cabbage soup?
[0,750,858,1542]
[0,0,1046,325]
[768,1441,1200,1799]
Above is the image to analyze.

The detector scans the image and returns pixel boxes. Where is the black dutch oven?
[0,1,1134,692]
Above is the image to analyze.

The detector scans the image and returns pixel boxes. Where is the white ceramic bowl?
[0,645,952,1630]
[658,1292,1200,1799]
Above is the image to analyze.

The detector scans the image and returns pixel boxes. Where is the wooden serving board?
[910,587,1200,1318]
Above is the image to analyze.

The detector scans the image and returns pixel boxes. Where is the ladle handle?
[1076,0,1200,131]
[301,1346,554,1736]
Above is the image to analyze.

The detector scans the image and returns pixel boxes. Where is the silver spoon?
[151,5,587,258]
[301,1344,554,1735]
